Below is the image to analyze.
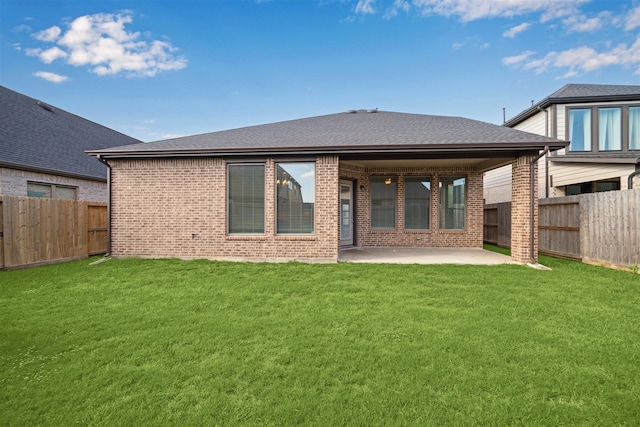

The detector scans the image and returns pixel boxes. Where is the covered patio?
[338,246,515,265]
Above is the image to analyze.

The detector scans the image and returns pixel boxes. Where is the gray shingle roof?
[91,110,565,158]
[505,84,640,127]
[0,85,141,180]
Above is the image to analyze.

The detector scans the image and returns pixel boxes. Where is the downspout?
[96,155,112,257]
[628,164,640,189]
[537,106,550,198]
[530,146,549,263]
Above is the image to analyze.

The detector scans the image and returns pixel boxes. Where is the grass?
[1,253,639,426]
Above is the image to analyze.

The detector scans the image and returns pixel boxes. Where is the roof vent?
[346,110,357,114]
[37,101,54,113]
[367,108,378,113]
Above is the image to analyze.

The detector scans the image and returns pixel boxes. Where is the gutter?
[530,146,549,263]
[95,155,112,257]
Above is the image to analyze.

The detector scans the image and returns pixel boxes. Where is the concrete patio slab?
[338,247,516,265]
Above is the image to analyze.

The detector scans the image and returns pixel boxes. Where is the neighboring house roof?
[504,83,640,128]
[89,110,566,160]
[0,85,141,181]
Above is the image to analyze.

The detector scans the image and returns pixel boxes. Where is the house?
[0,86,141,202]
[484,84,640,204]
[88,110,567,264]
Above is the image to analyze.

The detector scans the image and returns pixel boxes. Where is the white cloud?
[503,22,530,38]
[563,12,610,33]
[33,25,61,41]
[410,0,587,22]
[501,50,534,66]
[507,35,640,77]
[355,0,376,14]
[13,24,32,33]
[452,42,463,49]
[39,47,68,63]
[301,170,315,178]
[25,12,187,78]
[625,6,640,31]
[34,71,68,83]
[384,0,410,18]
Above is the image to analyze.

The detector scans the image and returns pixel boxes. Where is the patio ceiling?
[340,157,514,172]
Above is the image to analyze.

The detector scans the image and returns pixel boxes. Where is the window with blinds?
[404,176,431,230]
[371,176,396,230]
[228,164,265,234]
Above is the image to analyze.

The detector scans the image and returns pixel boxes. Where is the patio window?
[404,176,431,230]
[228,164,265,234]
[276,163,315,234]
[371,176,396,230]
[439,175,465,230]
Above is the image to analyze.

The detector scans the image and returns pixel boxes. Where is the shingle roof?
[0,85,141,180]
[505,84,640,127]
[90,110,566,158]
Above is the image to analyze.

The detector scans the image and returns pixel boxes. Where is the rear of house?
[90,110,567,264]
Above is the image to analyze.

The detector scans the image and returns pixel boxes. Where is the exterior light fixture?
[385,178,392,185]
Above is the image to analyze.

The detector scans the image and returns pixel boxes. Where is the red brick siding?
[110,156,339,262]
[510,155,537,264]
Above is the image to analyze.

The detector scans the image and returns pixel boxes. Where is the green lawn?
[1,253,639,426]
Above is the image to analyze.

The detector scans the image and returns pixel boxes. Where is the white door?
[340,180,354,246]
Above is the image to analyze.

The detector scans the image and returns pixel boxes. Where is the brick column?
[511,155,538,264]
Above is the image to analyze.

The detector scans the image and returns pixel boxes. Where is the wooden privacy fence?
[483,189,640,267]
[0,196,107,270]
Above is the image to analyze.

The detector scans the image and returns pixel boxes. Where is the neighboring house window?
[630,107,640,150]
[228,164,265,234]
[404,176,431,230]
[598,107,621,151]
[565,179,620,196]
[371,176,396,230]
[276,163,315,234]
[439,175,465,230]
[569,109,591,152]
[27,182,77,200]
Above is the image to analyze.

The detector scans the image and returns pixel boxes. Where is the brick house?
[0,86,141,202]
[88,110,567,264]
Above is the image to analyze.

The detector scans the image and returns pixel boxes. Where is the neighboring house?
[0,86,141,202]
[89,110,566,264]
[484,84,640,204]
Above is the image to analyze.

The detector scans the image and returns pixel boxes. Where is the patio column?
[511,155,538,264]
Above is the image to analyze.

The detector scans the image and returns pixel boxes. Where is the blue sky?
[2,0,640,142]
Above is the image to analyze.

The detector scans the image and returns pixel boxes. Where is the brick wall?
[339,164,484,248]
[510,155,537,264]
[109,156,339,262]
[0,167,107,201]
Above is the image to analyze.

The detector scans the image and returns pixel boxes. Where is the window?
[228,164,265,234]
[404,176,431,230]
[565,179,620,196]
[598,108,621,151]
[371,176,396,230]
[439,175,465,230]
[27,182,76,200]
[569,109,591,151]
[276,163,315,234]
[630,107,640,150]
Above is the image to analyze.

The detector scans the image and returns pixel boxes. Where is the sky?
[2,0,640,142]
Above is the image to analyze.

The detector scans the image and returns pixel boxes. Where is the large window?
[439,175,465,230]
[27,182,77,200]
[371,176,396,230]
[276,163,315,234]
[228,164,265,234]
[630,107,640,150]
[404,176,431,230]
[569,109,591,151]
[598,107,621,151]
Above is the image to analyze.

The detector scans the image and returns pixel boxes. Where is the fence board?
[484,189,640,268]
[0,196,107,269]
